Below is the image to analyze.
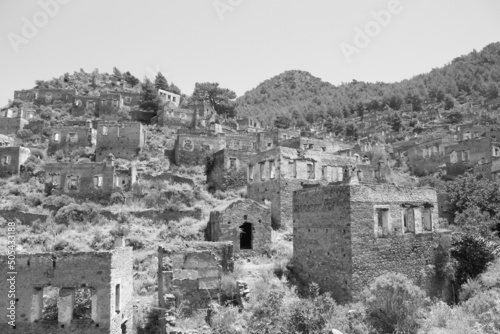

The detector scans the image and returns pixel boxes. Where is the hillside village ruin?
[1,77,499,333]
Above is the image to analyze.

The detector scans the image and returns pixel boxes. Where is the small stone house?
[206,199,271,253]
[0,146,31,177]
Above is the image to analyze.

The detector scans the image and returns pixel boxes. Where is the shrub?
[110,192,125,205]
[459,278,482,302]
[363,272,429,334]
[462,288,500,333]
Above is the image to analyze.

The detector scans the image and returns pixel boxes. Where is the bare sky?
[1,0,499,105]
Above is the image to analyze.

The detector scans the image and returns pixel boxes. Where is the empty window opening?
[121,321,127,334]
[41,286,59,321]
[422,208,432,231]
[321,165,327,180]
[115,284,121,313]
[259,162,265,181]
[102,126,108,136]
[249,165,254,181]
[73,288,92,320]
[375,208,390,237]
[67,175,79,190]
[240,222,252,250]
[93,175,103,189]
[53,133,60,142]
[308,144,314,149]
[403,208,415,233]
[288,161,297,178]
[68,133,78,143]
[229,158,237,169]
[1,155,11,165]
[269,160,276,179]
[307,163,315,179]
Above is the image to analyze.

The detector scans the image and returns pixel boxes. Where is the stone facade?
[247,147,362,228]
[257,129,301,152]
[157,241,234,331]
[293,184,451,303]
[0,146,31,177]
[48,123,97,156]
[45,155,137,200]
[34,89,77,105]
[98,93,124,117]
[445,137,499,178]
[206,149,256,192]
[0,247,134,334]
[95,122,146,161]
[206,199,271,254]
[280,136,353,154]
[158,89,180,107]
[0,113,28,135]
[174,131,226,166]
[72,96,101,117]
[236,117,262,133]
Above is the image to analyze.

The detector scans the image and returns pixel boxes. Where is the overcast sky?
[1,0,499,105]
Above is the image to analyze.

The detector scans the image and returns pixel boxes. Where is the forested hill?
[236,42,500,126]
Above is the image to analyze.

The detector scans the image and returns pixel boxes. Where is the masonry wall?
[45,162,115,199]
[158,242,234,326]
[98,94,124,118]
[48,126,96,155]
[206,199,271,253]
[174,132,225,166]
[71,96,101,117]
[445,137,492,177]
[25,120,45,135]
[96,122,145,161]
[0,248,134,334]
[35,89,76,105]
[0,117,28,135]
[0,146,30,177]
[293,185,353,302]
[207,149,255,192]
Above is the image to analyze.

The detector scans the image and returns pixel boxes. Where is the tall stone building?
[0,247,135,333]
[95,121,146,161]
[293,183,451,303]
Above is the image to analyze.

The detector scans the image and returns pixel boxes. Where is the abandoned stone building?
[0,146,31,177]
[174,130,226,166]
[280,136,353,155]
[0,247,134,334]
[34,89,77,105]
[48,122,97,155]
[158,89,180,107]
[157,241,234,330]
[293,183,452,303]
[257,128,301,152]
[72,96,101,117]
[95,122,146,161]
[0,109,29,135]
[45,154,137,199]
[206,199,271,254]
[115,91,140,106]
[13,89,37,101]
[98,93,124,117]
[445,136,500,178]
[206,149,256,192]
[247,147,365,228]
[236,116,263,133]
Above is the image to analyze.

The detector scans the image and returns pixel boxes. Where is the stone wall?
[24,119,45,135]
[206,199,271,253]
[0,146,31,178]
[71,96,101,117]
[140,172,194,187]
[0,210,48,225]
[34,89,76,105]
[293,184,451,303]
[158,241,234,330]
[96,122,145,161]
[445,137,492,178]
[101,208,202,223]
[280,137,352,154]
[48,126,96,155]
[207,149,255,192]
[98,94,124,118]
[0,247,135,334]
[0,117,28,135]
[256,129,301,152]
[174,132,225,166]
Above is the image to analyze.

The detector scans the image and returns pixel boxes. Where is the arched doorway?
[240,222,252,250]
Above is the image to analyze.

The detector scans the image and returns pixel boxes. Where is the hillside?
[236,42,500,126]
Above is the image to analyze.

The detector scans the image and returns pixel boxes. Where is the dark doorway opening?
[121,320,127,334]
[240,222,252,250]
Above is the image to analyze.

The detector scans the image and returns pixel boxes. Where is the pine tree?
[113,67,122,80]
[139,77,160,112]
[154,72,169,91]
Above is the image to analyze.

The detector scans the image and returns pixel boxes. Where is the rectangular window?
[375,207,390,237]
[67,175,79,190]
[321,165,327,180]
[93,175,103,188]
[117,127,120,138]
[322,147,326,152]
[1,155,11,165]
[269,160,276,179]
[102,126,108,136]
[307,163,315,179]
[288,161,297,178]
[249,165,254,181]
[332,166,338,181]
[101,100,106,106]
[51,174,60,186]
[53,133,60,142]
[68,132,78,143]
[422,208,432,231]
[229,158,237,169]
[403,208,415,233]
[115,284,121,313]
[260,162,266,181]
[309,144,314,149]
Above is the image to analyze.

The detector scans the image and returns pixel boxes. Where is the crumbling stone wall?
[95,122,145,161]
[206,149,255,192]
[0,210,48,225]
[0,146,30,178]
[25,119,45,135]
[293,184,451,303]
[158,241,234,331]
[0,247,134,334]
[48,125,96,155]
[257,129,301,152]
[34,89,76,105]
[445,137,493,178]
[98,93,124,117]
[0,117,28,135]
[72,96,101,117]
[280,137,353,154]
[174,131,225,166]
[206,199,271,254]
